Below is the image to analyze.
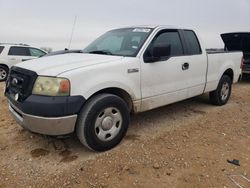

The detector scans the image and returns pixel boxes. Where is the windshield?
[83,28,152,57]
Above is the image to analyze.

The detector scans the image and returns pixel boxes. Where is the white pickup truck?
[5,26,242,151]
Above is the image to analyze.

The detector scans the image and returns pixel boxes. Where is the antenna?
[68,16,77,49]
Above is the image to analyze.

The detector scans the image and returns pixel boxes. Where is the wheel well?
[92,88,133,112]
[223,69,234,81]
[0,64,9,72]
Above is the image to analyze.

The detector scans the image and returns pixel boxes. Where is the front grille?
[5,67,37,102]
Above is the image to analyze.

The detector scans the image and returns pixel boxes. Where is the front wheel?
[0,65,8,81]
[209,75,232,106]
[76,94,130,151]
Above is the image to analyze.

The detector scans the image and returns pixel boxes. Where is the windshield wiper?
[88,50,113,55]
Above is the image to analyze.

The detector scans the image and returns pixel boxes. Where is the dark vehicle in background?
[221,32,250,74]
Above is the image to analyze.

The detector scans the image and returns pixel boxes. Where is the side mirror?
[144,44,171,63]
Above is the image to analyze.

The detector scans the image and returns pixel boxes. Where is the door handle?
[182,62,189,70]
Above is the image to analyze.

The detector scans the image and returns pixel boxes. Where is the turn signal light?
[59,79,70,93]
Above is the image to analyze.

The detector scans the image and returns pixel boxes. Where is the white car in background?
[0,43,47,81]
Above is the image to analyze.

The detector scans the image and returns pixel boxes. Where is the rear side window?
[0,46,4,54]
[8,47,30,56]
[29,48,46,57]
[183,30,202,55]
[151,30,184,56]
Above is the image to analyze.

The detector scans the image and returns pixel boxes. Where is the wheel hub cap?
[95,107,122,142]
[101,116,113,131]
[0,69,7,80]
[221,82,229,101]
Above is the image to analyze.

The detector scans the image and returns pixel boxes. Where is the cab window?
[153,31,184,56]
[8,47,30,56]
[183,30,202,55]
[144,30,184,61]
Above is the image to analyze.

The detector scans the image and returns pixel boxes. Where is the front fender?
[60,60,141,101]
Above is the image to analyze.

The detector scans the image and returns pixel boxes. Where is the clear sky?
[0,0,249,51]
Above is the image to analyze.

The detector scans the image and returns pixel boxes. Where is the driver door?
[140,29,190,111]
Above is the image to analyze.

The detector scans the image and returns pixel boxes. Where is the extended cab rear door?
[180,30,207,98]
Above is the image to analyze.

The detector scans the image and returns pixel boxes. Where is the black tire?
[0,65,9,81]
[76,93,130,151]
[209,75,232,106]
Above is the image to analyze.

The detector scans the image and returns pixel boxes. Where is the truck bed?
[204,51,242,93]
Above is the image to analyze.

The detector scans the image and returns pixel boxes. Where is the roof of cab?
[118,25,189,30]
[0,43,29,46]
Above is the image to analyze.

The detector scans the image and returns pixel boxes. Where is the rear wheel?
[0,65,8,81]
[209,75,232,106]
[76,93,130,151]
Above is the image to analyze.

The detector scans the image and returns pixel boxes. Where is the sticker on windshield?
[133,28,151,33]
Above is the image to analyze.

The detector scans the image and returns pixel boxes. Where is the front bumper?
[6,94,85,136]
[9,101,77,135]
[4,67,85,135]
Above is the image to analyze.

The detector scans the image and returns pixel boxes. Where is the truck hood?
[221,32,250,53]
[15,53,123,76]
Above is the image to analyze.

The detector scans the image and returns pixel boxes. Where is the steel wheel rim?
[95,107,122,142]
[221,82,229,101]
[0,68,7,80]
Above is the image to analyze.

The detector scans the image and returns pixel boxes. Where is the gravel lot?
[0,76,250,188]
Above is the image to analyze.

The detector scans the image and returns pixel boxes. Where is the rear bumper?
[242,64,250,74]
[9,101,77,135]
[242,70,250,74]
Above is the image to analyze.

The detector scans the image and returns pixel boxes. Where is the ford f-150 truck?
[5,26,242,151]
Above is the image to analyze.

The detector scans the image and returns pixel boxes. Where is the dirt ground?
[0,76,250,188]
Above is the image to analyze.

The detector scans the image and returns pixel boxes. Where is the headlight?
[32,76,70,96]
